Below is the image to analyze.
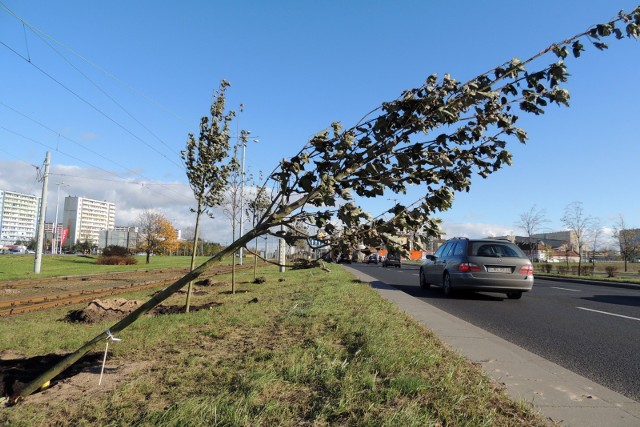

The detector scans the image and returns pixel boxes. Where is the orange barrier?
[375,250,430,260]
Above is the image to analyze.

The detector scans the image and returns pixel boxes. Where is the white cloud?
[440,222,516,239]
[10,160,618,250]
[79,132,98,141]
[0,160,236,244]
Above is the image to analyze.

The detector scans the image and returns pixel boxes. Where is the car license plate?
[487,267,511,273]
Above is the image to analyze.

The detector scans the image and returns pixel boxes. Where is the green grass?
[0,265,550,426]
[533,261,640,284]
[0,254,216,281]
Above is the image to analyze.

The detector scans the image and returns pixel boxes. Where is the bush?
[582,265,594,276]
[542,264,553,273]
[605,266,617,278]
[557,265,568,275]
[96,255,138,265]
[292,258,320,269]
[102,245,131,257]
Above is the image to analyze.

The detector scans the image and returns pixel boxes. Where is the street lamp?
[238,130,258,265]
[53,183,69,255]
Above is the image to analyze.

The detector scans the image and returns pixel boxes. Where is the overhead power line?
[0,39,184,169]
[0,1,190,126]
[0,125,189,205]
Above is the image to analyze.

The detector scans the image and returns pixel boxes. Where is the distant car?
[382,254,402,268]
[419,238,533,299]
[336,253,352,264]
[366,254,379,264]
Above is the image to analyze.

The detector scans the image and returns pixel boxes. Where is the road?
[349,262,640,403]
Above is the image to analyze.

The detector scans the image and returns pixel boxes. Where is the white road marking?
[577,307,640,322]
[551,287,581,292]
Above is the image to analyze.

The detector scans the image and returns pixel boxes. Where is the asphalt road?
[349,262,640,403]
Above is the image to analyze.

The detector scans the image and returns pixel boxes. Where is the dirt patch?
[0,351,148,406]
[64,298,145,323]
[64,297,222,324]
[151,302,222,315]
[193,279,228,287]
[1,295,223,407]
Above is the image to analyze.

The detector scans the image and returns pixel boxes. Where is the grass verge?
[0,254,215,281]
[0,265,550,426]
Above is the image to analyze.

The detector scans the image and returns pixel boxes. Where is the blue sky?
[1,1,639,246]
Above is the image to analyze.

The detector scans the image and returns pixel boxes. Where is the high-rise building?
[62,196,116,248]
[0,190,41,246]
[98,226,138,250]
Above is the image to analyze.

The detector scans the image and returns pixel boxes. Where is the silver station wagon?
[419,238,534,299]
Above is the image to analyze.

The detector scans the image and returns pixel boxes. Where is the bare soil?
[1,293,222,405]
[1,350,149,408]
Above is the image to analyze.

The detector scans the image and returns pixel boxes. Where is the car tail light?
[459,263,481,272]
[519,264,534,275]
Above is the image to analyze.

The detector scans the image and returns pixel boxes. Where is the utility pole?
[238,135,246,266]
[53,182,67,255]
[237,131,259,266]
[34,152,50,274]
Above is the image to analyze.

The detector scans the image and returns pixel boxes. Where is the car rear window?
[434,242,450,257]
[471,242,525,258]
[452,242,465,256]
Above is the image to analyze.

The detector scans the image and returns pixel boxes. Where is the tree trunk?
[185,199,203,312]
[253,237,258,281]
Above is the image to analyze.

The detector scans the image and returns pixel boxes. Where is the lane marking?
[577,307,640,322]
[551,287,581,292]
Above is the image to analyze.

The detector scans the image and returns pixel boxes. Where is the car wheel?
[419,269,430,289]
[443,273,453,297]
[506,291,523,300]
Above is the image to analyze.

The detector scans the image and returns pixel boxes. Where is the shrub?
[570,266,579,275]
[582,265,594,276]
[542,264,553,273]
[102,245,131,257]
[96,255,138,265]
[557,265,568,275]
[605,266,617,277]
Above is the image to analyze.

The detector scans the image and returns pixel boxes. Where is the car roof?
[449,237,514,243]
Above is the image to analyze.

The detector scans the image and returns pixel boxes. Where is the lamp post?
[237,130,258,266]
[53,182,68,255]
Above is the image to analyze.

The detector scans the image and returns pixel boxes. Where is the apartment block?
[0,190,41,246]
[62,196,116,248]
[98,226,138,250]
[531,230,577,249]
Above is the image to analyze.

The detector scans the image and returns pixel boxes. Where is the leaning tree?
[12,7,640,404]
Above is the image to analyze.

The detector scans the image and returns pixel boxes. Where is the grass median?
[0,254,215,280]
[0,263,550,426]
